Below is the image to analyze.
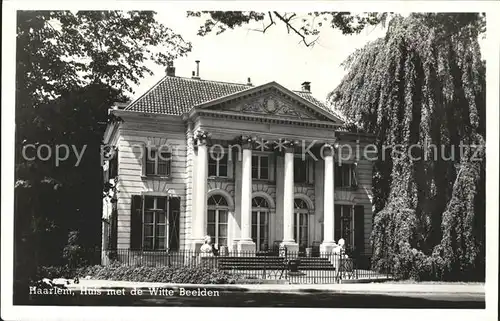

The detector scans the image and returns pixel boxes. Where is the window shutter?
[168,197,181,251]
[334,204,341,241]
[334,164,341,188]
[309,159,315,184]
[354,205,365,255]
[130,195,143,250]
[351,163,358,188]
[268,154,274,181]
[115,149,119,176]
[110,202,118,249]
[141,145,147,176]
[108,149,118,178]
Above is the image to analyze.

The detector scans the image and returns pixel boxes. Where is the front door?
[294,198,310,251]
[252,211,270,251]
[251,196,270,251]
[294,213,309,251]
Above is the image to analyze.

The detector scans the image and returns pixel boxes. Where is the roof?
[125,76,339,119]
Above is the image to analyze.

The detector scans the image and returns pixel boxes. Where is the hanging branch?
[272,11,318,47]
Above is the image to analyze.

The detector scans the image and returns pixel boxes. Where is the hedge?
[36,262,242,284]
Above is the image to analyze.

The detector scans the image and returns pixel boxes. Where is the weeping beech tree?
[329,13,485,281]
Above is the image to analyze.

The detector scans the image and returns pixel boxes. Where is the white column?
[281,148,298,253]
[237,147,256,253]
[192,141,208,251]
[321,146,336,254]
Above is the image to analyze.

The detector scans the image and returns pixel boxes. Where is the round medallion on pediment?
[266,98,277,113]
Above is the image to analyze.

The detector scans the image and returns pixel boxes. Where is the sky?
[130,10,389,103]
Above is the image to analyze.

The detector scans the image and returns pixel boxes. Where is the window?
[251,197,270,251]
[208,151,228,177]
[207,195,229,247]
[335,163,357,188]
[334,204,353,248]
[130,195,181,251]
[293,198,310,250]
[294,157,313,183]
[145,148,171,176]
[252,155,269,180]
[143,196,167,250]
[109,149,118,178]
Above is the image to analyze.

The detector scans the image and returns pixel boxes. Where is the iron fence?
[93,248,391,284]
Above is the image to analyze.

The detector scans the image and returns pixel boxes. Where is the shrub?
[74,263,240,284]
[62,231,85,268]
[36,265,75,280]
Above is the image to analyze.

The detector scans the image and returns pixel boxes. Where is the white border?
[2,1,499,321]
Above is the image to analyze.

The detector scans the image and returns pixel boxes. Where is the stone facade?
[102,80,375,256]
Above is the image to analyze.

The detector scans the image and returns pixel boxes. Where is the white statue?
[337,238,348,257]
[331,238,350,275]
[331,238,348,259]
[200,235,214,257]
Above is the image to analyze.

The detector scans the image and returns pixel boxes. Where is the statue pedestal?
[320,241,337,255]
[237,239,256,256]
[320,241,339,267]
[280,241,299,257]
[191,239,204,252]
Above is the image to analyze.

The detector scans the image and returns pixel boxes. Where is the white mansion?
[102,62,375,258]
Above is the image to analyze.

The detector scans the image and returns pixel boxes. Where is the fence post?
[262,252,267,279]
[339,253,342,282]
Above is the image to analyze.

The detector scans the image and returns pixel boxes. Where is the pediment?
[193,82,343,123]
[214,93,318,120]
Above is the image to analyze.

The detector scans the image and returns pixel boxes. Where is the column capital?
[234,135,272,151]
[239,135,257,150]
[273,138,301,155]
[321,139,338,157]
[194,130,211,147]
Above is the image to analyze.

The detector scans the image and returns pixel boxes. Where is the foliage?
[36,265,75,280]
[187,11,386,47]
[17,11,191,100]
[71,263,240,284]
[62,231,86,268]
[330,13,485,280]
[14,11,191,301]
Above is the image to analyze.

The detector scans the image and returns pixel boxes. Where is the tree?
[14,10,191,302]
[329,13,485,280]
[187,11,386,47]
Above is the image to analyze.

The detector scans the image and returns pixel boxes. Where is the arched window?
[208,194,228,207]
[294,198,310,250]
[251,197,270,251]
[207,195,229,247]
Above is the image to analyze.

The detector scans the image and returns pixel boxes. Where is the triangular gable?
[193,82,343,124]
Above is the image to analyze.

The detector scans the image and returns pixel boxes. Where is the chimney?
[165,61,175,77]
[192,60,200,79]
[247,77,252,86]
[301,81,311,92]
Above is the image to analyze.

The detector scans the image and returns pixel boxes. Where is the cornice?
[190,109,342,129]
